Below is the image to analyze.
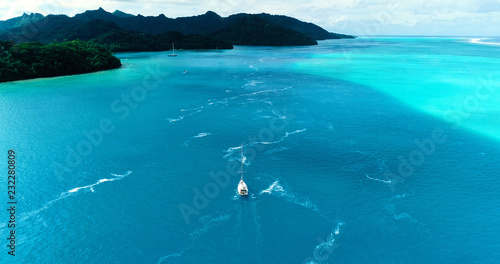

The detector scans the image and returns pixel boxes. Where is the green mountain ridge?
[92,30,233,51]
[0,8,354,49]
[211,15,318,46]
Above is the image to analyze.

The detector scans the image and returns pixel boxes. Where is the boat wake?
[21,171,132,221]
[250,199,263,262]
[260,180,319,212]
[191,213,231,240]
[157,213,232,264]
[232,193,262,257]
[234,202,243,249]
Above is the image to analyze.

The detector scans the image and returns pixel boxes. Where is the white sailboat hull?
[238,146,248,196]
[238,180,248,196]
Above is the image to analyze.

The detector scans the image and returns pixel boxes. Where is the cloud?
[1,0,498,36]
[475,0,500,13]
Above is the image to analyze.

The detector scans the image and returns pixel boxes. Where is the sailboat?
[168,42,177,57]
[237,147,249,196]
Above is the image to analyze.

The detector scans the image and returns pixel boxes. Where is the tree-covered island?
[0,8,355,82]
[0,40,121,83]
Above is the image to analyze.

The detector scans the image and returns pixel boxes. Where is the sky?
[1,0,499,36]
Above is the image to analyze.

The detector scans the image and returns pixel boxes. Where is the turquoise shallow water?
[1,37,500,263]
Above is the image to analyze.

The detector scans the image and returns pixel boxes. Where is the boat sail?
[237,147,248,196]
[168,42,177,57]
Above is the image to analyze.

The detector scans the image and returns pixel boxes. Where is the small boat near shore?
[168,42,178,57]
[238,147,248,196]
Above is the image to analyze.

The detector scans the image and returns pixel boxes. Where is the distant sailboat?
[237,147,248,196]
[168,42,177,57]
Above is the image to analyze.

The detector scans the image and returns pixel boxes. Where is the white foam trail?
[227,145,243,152]
[334,221,344,235]
[271,108,287,119]
[469,38,500,46]
[253,115,273,120]
[312,221,344,262]
[157,213,231,264]
[223,145,251,165]
[394,212,418,222]
[386,197,422,225]
[260,180,319,212]
[260,180,282,194]
[156,250,187,264]
[181,106,205,112]
[286,129,307,136]
[232,191,240,200]
[247,65,258,75]
[192,132,211,138]
[244,80,264,87]
[256,128,307,145]
[183,133,211,147]
[223,88,289,104]
[390,193,412,200]
[167,108,203,123]
[169,86,291,124]
[365,173,393,184]
[22,171,132,220]
[223,129,306,163]
[191,214,231,240]
[166,116,184,122]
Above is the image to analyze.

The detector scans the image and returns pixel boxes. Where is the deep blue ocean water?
[1,37,500,264]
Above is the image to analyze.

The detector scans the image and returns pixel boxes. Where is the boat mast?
[240,147,244,181]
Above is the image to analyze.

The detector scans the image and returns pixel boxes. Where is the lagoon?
[0,37,499,263]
